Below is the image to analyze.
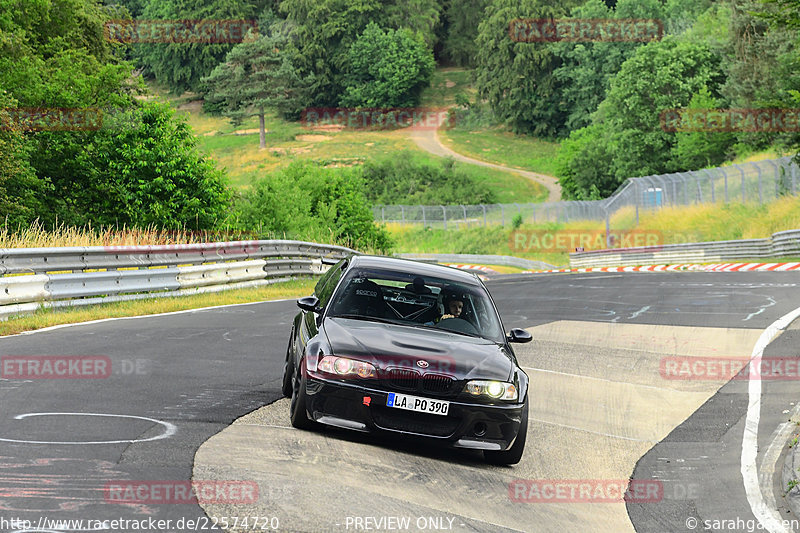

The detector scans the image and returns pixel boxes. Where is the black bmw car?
[282,255,532,465]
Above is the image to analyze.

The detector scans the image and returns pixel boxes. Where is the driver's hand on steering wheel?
[440,314,455,320]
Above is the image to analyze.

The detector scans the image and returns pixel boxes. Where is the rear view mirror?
[507,328,533,343]
[297,296,321,313]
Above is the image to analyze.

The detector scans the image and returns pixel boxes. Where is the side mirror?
[297,296,321,313]
[507,328,533,344]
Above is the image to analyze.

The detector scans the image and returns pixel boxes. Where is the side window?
[317,261,345,307]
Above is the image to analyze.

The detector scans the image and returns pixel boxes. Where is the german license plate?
[386,392,449,416]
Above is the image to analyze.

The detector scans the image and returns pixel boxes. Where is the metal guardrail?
[569,229,800,267]
[0,240,357,319]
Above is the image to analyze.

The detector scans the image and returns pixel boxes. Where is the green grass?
[0,279,316,336]
[440,128,561,177]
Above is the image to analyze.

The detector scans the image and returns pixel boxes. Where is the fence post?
[732,164,745,203]
[462,205,467,226]
[764,159,779,199]
[381,205,385,223]
[480,204,486,227]
[441,205,447,230]
[720,167,729,203]
[422,205,426,227]
[400,205,405,224]
[703,169,715,203]
[500,205,505,227]
[793,159,798,196]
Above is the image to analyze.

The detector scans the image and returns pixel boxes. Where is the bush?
[31,101,230,229]
[360,152,496,205]
[234,162,392,252]
[340,22,435,108]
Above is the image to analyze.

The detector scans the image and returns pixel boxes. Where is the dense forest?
[1,0,798,248]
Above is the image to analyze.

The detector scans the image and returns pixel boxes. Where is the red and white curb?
[445,264,498,273]
[519,262,800,274]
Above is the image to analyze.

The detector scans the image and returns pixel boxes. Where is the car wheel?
[289,359,315,430]
[281,332,294,398]
[484,400,528,465]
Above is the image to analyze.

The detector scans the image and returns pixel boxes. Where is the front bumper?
[304,373,526,451]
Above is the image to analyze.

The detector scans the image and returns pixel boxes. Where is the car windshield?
[327,267,505,343]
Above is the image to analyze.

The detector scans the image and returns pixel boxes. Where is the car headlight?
[464,380,517,400]
[318,356,376,379]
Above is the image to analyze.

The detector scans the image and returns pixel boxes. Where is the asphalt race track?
[1,272,799,532]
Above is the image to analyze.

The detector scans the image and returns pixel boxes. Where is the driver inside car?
[440,292,464,320]
[424,286,469,326]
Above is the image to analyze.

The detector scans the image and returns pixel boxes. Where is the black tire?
[289,359,315,430]
[484,400,528,465]
[281,332,294,398]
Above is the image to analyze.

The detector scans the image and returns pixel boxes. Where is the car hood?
[323,317,513,381]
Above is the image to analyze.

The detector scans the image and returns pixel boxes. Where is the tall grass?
[0,220,258,248]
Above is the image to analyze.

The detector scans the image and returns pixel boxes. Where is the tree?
[339,23,435,108]
[551,0,663,133]
[473,0,580,137]
[670,87,736,170]
[202,31,309,148]
[556,38,726,198]
[720,0,800,151]
[439,0,489,67]
[135,0,270,94]
[0,92,44,227]
[554,124,614,200]
[279,0,440,108]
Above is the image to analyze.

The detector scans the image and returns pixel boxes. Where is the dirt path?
[409,127,562,202]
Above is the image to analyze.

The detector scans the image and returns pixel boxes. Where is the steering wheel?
[435,317,480,336]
